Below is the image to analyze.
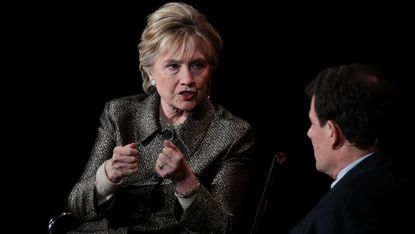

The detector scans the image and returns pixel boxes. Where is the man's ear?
[327,120,344,149]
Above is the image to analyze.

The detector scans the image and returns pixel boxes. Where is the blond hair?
[138,2,223,94]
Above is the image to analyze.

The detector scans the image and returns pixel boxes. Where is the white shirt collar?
[331,152,375,188]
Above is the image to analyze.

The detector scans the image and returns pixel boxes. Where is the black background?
[22,1,414,233]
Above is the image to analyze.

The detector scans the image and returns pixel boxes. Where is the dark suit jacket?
[290,152,415,234]
[68,92,256,233]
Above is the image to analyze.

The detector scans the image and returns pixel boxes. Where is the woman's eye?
[191,62,207,71]
[167,64,180,70]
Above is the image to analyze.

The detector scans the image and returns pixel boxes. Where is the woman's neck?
[159,105,188,126]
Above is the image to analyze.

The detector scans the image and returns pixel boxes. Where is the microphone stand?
[249,152,286,234]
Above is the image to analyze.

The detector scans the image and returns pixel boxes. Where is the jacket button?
[151,173,161,182]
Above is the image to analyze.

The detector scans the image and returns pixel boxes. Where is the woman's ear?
[145,67,152,78]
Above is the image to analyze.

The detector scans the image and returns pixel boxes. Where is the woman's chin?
[176,101,198,112]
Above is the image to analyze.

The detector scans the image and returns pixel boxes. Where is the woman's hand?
[105,143,139,183]
[155,140,198,193]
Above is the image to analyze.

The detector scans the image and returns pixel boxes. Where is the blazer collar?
[175,98,215,158]
[133,92,215,158]
[132,92,160,146]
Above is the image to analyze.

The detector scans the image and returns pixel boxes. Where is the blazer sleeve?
[68,102,117,221]
[176,124,257,233]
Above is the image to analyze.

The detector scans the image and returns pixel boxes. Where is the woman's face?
[149,41,212,113]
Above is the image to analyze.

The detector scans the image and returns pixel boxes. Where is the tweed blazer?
[68,92,256,234]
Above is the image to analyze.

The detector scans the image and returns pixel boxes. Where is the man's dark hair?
[305,63,399,150]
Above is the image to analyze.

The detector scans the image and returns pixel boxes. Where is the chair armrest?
[48,211,82,234]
